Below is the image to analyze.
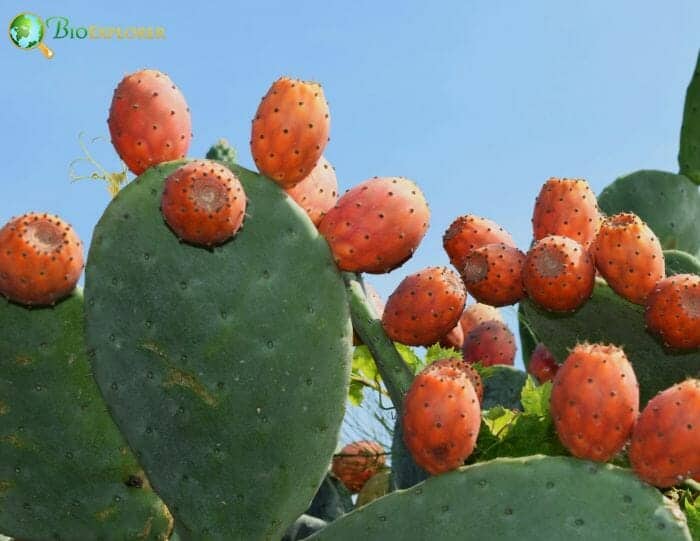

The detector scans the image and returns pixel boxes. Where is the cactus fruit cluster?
[1,51,699,541]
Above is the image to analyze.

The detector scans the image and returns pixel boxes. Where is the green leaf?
[482,406,518,438]
[348,380,364,406]
[520,377,552,417]
[684,497,700,540]
[395,343,423,374]
[424,344,461,365]
[352,345,379,382]
[473,378,566,462]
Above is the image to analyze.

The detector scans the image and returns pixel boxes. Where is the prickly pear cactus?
[205,138,237,165]
[679,51,700,185]
[481,365,527,410]
[390,418,429,490]
[0,292,173,540]
[520,281,700,403]
[664,249,700,276]
[309,456,692,540]
[84,161,352,539]
[598,170,700,256]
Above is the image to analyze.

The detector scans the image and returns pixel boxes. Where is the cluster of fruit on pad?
[0,55,699,540]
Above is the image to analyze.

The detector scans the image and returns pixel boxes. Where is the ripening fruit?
[160,160,246,246]
[439,323,464,350]
[593,212,665,305]
[382,267,466,346]
[251,77,330,188]
[285,156,338,226]
[532,177,602,248]
[550,343,639,462]
[319,177,430,273]
[443,214,515,273]
[108,69,192,175]
[523,235,595,312]
[645,274,700,350]
[528,343,559,384]
[459,303,504,336]
[0,213,84,306]
[462,321,516,366]
[461,242,526,307]
[332,440,386,493]
[629,379,700,488]
[402,359,481,474]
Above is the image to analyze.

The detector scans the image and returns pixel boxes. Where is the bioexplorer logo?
[8,12,166,59]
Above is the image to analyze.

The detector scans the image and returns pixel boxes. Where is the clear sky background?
[2,0,699,376]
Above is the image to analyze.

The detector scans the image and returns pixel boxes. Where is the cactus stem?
[343,272,414,411]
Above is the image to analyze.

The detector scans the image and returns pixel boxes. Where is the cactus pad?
[679,51,700,185]
[664,249,700,276]
[0,292,172,540]
[481,365,527,410]
[598,170,700,256]
[309,456,691,540]
[520,281,700,404]
[84,161,352,539]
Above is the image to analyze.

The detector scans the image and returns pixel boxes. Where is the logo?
[8,12,54,58]
[8,13,166,59]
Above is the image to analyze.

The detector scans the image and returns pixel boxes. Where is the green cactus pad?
[598,170,700,256]
[481,365,527,410]
[665,249,700,276]
[0,292,173,540]
[520,282,700,404]
[518,306,539,368]
[307,475,353,523]
[84,161,352,539]
[205,138,237,166]
[679,51,700,185]
[309,456,691,540]
[390,417,429,490]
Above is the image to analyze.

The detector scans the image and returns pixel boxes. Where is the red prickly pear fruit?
[528,343,559,383]
[522,235,595,312]
[250,77,330,188]
[402,359,481,474]
[532,177,602,249]
[592,213,665,305]
[0,213,84,306]
[285,156,338,226]
[353,282,385,346]
[443,215,515,273]
[461,242,526,307]
[550,343,639,462]
[331,440,386,493]
[459,303,504,336]
[382,267,466,347]
[439,323,464,350]
[429,358,484,404]
[160,160,246,247]
[462,321,516,366]
[319,177,430,273]
[629,379,700,488]
[108,69,192,175]
[645,274,700,350]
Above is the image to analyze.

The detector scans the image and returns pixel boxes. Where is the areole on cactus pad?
[84,160,352,539]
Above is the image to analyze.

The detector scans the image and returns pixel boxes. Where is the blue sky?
[2,1,699,370]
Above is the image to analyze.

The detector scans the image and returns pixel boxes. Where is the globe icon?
[8,13,54,59]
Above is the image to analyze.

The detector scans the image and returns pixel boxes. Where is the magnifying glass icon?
[8,12,54,59]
